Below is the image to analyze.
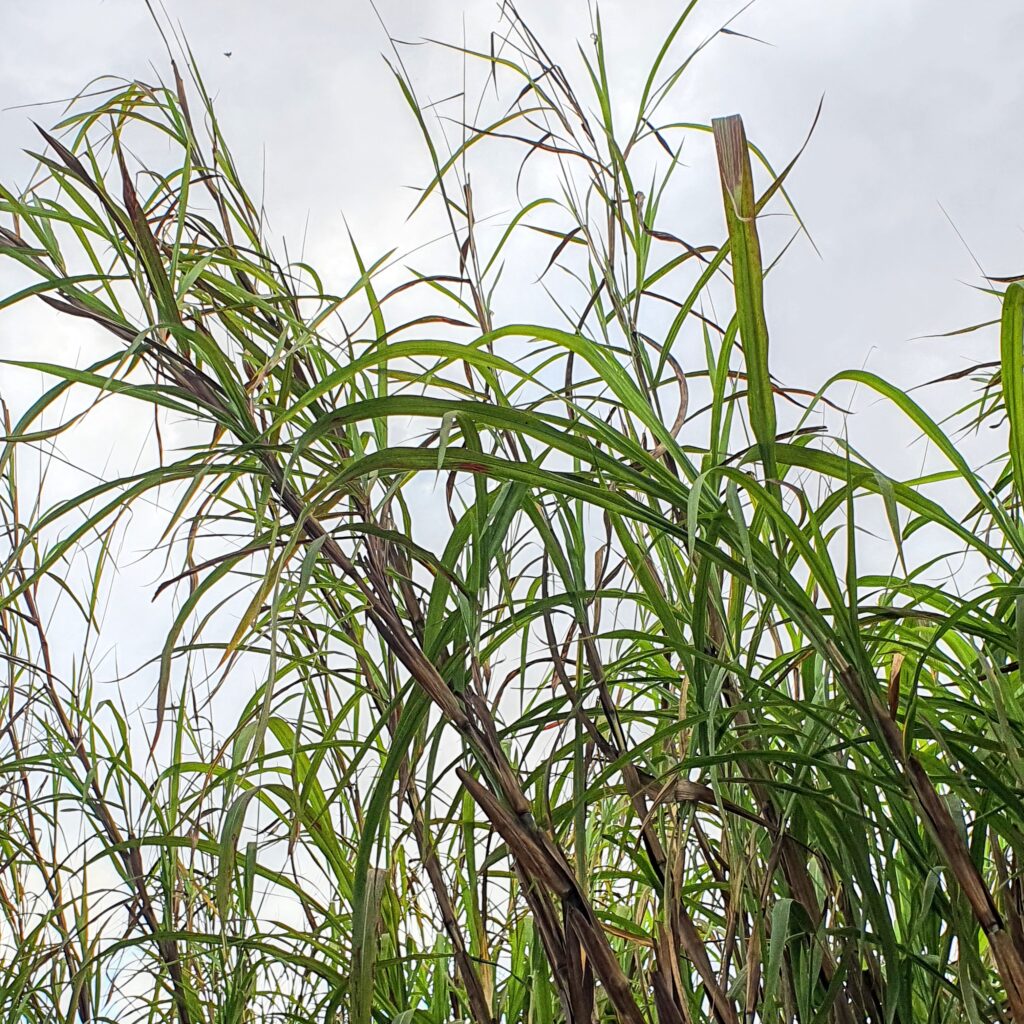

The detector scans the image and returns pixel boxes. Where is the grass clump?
[1,6,1024,1023]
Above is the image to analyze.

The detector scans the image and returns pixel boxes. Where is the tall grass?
[1,6,1023,1023]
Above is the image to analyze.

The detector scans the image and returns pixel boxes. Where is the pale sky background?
[0,5,1020,999]
[0,0,1021,690]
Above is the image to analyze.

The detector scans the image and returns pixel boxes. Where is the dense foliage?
[2,7,1024,1023]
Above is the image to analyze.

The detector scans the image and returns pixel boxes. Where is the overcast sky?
[1,6,1019,1008]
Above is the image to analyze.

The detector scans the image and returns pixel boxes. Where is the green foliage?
[2,7,1024,1024]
